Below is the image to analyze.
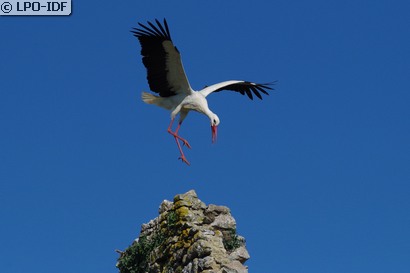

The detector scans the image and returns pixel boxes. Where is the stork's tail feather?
[141,92,159,104]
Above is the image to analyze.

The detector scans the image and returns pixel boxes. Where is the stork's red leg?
[167,119,191,165]
[167,119,191,149]
[173,135,190,166]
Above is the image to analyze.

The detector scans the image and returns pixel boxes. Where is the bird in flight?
[132,19,274,165]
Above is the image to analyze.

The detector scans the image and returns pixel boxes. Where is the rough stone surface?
[117,190,249,273]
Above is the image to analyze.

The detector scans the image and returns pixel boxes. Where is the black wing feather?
[212,81,275,100]
[155,19,171,39]
[131,19,176,97]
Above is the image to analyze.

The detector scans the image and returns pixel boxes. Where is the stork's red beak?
[211,125,218,143]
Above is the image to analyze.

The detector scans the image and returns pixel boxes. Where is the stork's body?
[132,19,274,165]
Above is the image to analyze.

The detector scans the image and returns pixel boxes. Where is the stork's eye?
[213,119,216,124]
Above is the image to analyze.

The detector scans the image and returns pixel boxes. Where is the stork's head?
[210,114,220,143]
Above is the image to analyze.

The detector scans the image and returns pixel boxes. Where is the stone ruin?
[116,190,249,273]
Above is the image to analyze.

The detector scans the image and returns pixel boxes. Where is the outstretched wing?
[199,80,275,100]
[131,19,192,97]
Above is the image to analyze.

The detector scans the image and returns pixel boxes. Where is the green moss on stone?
[167,210,178,229]
[222,229,242,252]
[117,231,167,273]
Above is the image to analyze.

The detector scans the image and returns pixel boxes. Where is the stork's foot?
[180,138,191,149]
[169,132,191,149]
[167,119,191,165]
[178,155,190,166]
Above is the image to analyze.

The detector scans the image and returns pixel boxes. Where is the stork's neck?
[204,108,215,120]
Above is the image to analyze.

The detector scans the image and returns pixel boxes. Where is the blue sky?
[1,0,410,272]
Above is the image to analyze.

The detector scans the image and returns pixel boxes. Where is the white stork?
[132,19,274,165]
